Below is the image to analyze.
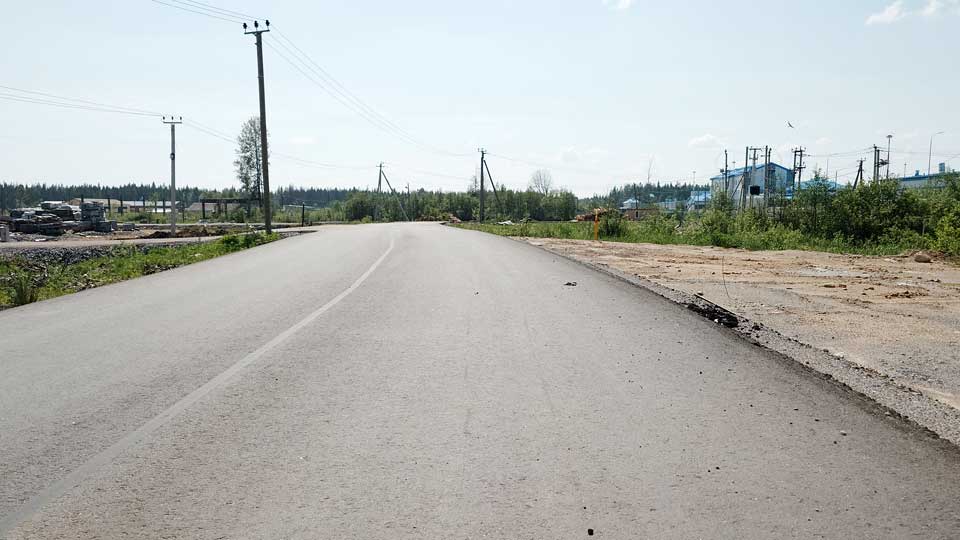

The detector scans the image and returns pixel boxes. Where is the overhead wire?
[183,119,374,171]
[0,93,159,117]
[269,26,471,158]
[147,0,244,23]
[147,0,473,158]
[0,85,162,115]
[486,152,640,179]
[0,84,380,174]
[264,39,470,158]
[162,0,262,20]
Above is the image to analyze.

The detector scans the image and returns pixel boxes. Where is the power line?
[264,40,470,158]
[387,164,471,181]
[147,0,244,23]
[0,93,159,117]
[0,85,162,115]
[165,0,261,20]
[270,26,470,158]
[148,0,472,158]
[183,119,374,171]
[486,151,640,179]
[805,147,873,158]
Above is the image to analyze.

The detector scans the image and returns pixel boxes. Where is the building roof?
[686,190,712,203]
[710,162,793,181]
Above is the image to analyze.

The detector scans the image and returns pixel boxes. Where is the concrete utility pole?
[793,147,806,190]
[886,134,893,179]
[764,146,771,194]
[928,131,944,176]
[162,116,182,235]
[873,145,886,182]
[478,148,486,222]
[742,147,749,210]
[377,162,384,221]
[244,20,272,234]
[722,150,728,196]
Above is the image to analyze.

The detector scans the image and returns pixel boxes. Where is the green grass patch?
[0,232,279,308]
[452,219,937,257]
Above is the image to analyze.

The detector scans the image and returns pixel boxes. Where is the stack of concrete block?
[80,202,116,233]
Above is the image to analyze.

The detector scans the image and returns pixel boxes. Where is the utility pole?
[244,20,272,234]
[853,159,865,188]
[711,149,730,199]
[793,147,806,191]
[723,149,729,197]
[928,131,944,176]
[741,147,749,210]
[379,168,409,221]
[765,146,772,193]
[886,134,893,179]
[162,116,182,235]
[749,148,760,209]
[377,162,384,221]
[872,145,889,182]
[478,148,486,222]
[253,133,262,203]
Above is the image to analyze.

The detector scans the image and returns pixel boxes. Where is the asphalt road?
[1,223,959,539]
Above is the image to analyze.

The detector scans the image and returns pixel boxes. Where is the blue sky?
[2,0,958,196]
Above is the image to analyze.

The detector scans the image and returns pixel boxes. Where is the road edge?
[516,236,960,448]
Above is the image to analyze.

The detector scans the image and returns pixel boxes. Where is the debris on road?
[687,299,739,328]
[524,238,960,413]
[564,281,578,286]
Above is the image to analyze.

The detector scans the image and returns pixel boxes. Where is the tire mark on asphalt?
[0,236,396,536]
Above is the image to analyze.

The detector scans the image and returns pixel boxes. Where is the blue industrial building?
[710,163,795,206]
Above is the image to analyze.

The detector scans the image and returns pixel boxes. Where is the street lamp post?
[928,131,945,176]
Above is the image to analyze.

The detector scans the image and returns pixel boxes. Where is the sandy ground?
[526,239,960,411]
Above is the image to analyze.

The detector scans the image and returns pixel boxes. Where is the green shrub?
[220,234,242,251]
[598,211,626,238]
[935,208,960,256]
[11,272,38,306]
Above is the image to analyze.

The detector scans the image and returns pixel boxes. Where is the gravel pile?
[0,243,187,266]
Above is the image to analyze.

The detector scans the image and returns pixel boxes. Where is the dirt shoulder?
[526,238,960,413]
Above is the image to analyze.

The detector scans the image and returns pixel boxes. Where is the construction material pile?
[0,202,118,238]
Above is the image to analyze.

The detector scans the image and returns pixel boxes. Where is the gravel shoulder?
[522,237,960,445]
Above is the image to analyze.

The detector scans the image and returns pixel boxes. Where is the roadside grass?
[452,221,938,257]
[0,232,279,308]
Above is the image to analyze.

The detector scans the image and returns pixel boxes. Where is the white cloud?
[922,0,960,16]
[866,1,907,25]
[688,134,721,149]
[922,0,942,16]
[602,0,634,11]
[560,148,581,163]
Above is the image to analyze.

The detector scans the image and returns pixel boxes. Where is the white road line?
[0,236,396,536]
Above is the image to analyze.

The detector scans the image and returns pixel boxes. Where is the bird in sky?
[787,121,795,129]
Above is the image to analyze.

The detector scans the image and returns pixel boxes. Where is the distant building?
[710,163,795,205]
[619,198,659,220]
[656,198,677,212]
[65,198,173,213]
[899,169,953,190]
[685,190,711,210]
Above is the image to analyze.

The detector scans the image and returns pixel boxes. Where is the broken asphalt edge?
[520,238,960,449]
